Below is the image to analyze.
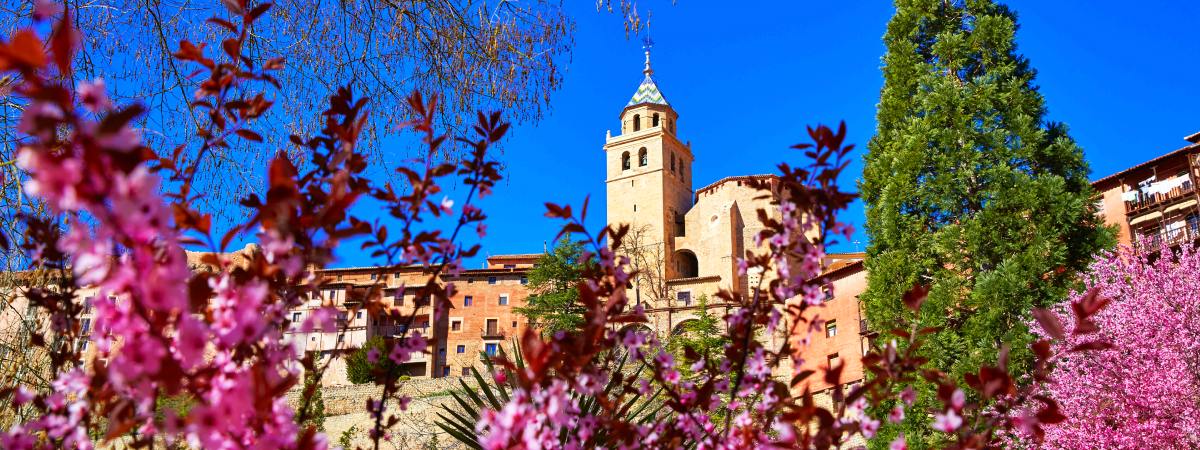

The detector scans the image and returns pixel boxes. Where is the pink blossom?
[32,0,61,20]
[889,436,907,450]
[933,409,962,433]
[859,416,880,438]
[900,385,916,406]
[173,315,208,370]
[78,79,111,112]
[949,388,965,410]
[96,125,141,152]
[888,405,905,423]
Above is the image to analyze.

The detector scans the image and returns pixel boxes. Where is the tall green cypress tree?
[860,0,1112,447]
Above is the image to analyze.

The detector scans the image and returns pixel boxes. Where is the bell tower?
[604,42,694,288]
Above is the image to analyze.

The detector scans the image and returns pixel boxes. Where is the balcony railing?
[1125,180,1195,214]
[1137,224,1200,253]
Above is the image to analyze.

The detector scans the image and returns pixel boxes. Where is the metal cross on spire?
[641,25,654,75]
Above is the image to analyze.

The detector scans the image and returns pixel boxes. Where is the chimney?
[1186,131,1200,144]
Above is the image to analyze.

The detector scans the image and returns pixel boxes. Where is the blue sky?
[336,1,1200,268]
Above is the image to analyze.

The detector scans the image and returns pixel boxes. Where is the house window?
[394,295,404,307]
[677,291,692,306]
[512,321,518,328]
[456,345,466,354]
[462,367,470,377]
[520,277,527,285]
[652,113,660,127]
[292,312,301,323]
[81,318,91,334]
[394,272,401,279]
[638,148,648,166]
[622,152,631,170]
[337,275,343,281]
[824,286,834,301]
[370,273,376,280]
[443,366,451,377]
[488,276,497,285]
[632,114,641,131]
[670,153,675,171]
[464,296,473,307]
[826,320,838,338]
[451,320,462,331]
[504,264,516,269]
[438,347,446,357]
[499,295,509,306]
[337,334,345,343]
[83,296,93,313]
[1188,213,1200,236]
[827,353,840,368]
[356,311,363,319]
[485,319,499,335]
[485,343,499,356]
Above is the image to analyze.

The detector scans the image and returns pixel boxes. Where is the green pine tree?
[514,238,591,336]
[860,1,1112,447]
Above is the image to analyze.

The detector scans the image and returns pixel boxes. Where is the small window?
[676,291,691,306]
[394,295,404,307]
[81,318,91,334]
[464,296,473,307]
[337,334,345,343]
[451,320,462,331]
[292,312,301,323]
[456,345,466,354]
[462,367,470,376]
[520,277,527,285]
[652,113,660,127]
[370,273,376,280]
[337,275,343,281]
[622,152,631,170]
[488,277,497,285]
[638,148,648,167]
[485,343,499,356]
[633,114,641,132]
[442,366,451,377]
[499,295,509,306]
[356,311,363,319]
[824,286,834,301]
[468,277,475,284]
[394,272,401,279]
[512,321,518,328]
[670,153,675,171]
[827,353,840,368]
[825,320,838,338]
[438,347,446,356]
[504,264,516,269]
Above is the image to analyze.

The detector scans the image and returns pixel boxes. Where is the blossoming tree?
[1029,244,1200,449]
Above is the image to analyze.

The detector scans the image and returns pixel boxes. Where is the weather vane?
[641,23,654,75]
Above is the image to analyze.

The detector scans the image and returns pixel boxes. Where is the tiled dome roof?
[627,74,669,107]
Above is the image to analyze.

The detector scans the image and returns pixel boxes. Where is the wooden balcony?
[1125,180,1196,215]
